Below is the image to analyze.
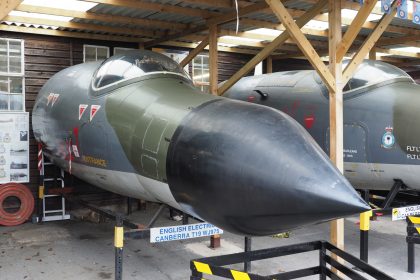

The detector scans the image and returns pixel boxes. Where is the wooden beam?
[16,4,187,30]
[209,25,218,95]
[179,0,236,8]
[4,15,163,38]
[145,1,268,47]
[206,1,268,26]
[336,0,377,62]
[377,35,420,46]
[342,0,399,85]
[180,37,209,67]
[376,47,420,58]
[266,0,335,92]
[217,0,328,95]
[0,24,146,42]
[164,40,262,55]
[369,47,376,60]
[0,0,22,21]
[86,0,217,18]
[266,56,273,73]
[328,0,344,255]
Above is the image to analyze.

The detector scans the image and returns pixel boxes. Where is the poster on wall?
[0,112,30,184]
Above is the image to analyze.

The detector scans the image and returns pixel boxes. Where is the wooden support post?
[342,0,398,85]
[138,42,144,50]
[209,25,218,95]
[266,56,273,74]
[328,0,344,256]
[266,0,335,92]
[369,47,376,60]
[180,37,209,68]
[217,0,328,95]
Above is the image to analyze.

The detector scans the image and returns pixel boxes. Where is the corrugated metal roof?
[1,0,419,60]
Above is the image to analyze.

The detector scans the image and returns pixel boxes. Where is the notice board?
[0,112,30,184]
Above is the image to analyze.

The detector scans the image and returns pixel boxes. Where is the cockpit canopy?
[93,50,188,89]
[342,60,414,92]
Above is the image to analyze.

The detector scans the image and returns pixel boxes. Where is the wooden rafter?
[145,1,269,47]
[378,35,420,46]
[0,24,146,42]
[266,0,335,92]
[342,0,399,85]
[376,47,420,58]
[180,37,209,67]
[217,0,328,95]
[16,4,187,30]
[336,0,377,62]
[164,40,263,55]
[0,0,22,21]
[86,0,217,18]
[4,15,163,38]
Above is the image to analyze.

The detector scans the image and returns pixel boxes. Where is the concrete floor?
[0,204,419,280]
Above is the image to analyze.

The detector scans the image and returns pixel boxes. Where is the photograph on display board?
[0,113,30,184]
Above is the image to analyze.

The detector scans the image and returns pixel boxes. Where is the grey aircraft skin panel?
[224,60,420,191]
[32,50,369,236]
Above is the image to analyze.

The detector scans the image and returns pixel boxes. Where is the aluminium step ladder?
[38,145,71,222]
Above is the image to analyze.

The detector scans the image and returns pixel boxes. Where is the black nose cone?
[166,99,369,236]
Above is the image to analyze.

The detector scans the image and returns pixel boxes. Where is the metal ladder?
[39,145,71,222]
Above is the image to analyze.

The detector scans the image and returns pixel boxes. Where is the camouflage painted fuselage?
[224,60,420,191]
[32,51,368,235]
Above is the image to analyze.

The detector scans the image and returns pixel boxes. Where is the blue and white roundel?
[382,131,395,149]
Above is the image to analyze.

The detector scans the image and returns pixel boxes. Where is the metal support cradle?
[190,240,395,280]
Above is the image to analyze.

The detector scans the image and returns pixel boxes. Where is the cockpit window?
[343,60,413,92]
[93,50,188,89]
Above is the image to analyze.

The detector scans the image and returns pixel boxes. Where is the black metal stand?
[244,236,251,272]
[360,189,370,263]
[360,230,369,262]
[190,240,395,280]
[382,179,404,209]
[115,215,123,280]
[182,212,189,225]
[406,216,420,273]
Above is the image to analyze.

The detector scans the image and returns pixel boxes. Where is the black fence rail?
[190,240,395,280]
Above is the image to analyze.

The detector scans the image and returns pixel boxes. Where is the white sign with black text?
[392,205,420,221]
[150,222,223,243]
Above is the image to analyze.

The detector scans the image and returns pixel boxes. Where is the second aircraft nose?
[166,99,369,236]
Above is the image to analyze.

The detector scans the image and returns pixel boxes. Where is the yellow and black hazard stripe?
[193,261,252,280]
[408,216,420,234]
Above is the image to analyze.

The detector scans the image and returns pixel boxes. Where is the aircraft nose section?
[166,99,369,236]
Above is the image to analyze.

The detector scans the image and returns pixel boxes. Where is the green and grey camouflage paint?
[32,50,368,235]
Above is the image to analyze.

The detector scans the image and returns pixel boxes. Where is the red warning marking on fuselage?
[51,94,60,106]
[46,93,54,106]
[247,96,255,102]
[90,105,101,121]
[79,104,88,120]
[304,115,315,129]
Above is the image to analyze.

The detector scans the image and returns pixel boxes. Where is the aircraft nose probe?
[166,99,370,236]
